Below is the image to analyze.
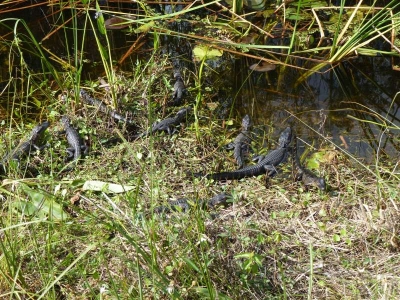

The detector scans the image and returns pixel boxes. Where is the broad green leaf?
[82,180,134,193]
[193,45,223,62]
[16,184,67,221]
[12,201,39,216]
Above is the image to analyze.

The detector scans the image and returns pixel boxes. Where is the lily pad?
[193,45,223,62]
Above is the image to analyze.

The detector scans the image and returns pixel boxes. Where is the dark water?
[0,1,399,162]
[232,55,400,162]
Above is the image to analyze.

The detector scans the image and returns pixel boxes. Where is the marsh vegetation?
[0,0,399,298]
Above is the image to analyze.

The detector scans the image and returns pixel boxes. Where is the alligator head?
[30,120,50,138]
[278,127,292,148]
[177,106,192,118]
[61,116,71,127]
[242,114,251,131]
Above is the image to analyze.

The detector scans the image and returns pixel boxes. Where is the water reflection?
[235,55,400,162]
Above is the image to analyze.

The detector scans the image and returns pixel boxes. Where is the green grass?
[0,73,399,297]
[0,0,399,298]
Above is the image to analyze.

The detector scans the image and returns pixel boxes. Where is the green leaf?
[16,184,68,221]
[317,222,326,231]
[96,2,106,35]
[234,252,253,259]
[306,149,336,169]
[253,254,263,266]
[135,21,155,33]
[333,234,341,242]
[82,180,135,193]
[97,42,109,60]
[12,201,39,216]
[71,179,85,189]
[193,45,223,62]
[306,152,323,169]
[182,257,200,273]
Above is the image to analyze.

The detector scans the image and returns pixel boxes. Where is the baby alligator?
[154,193,229,214]
[194,127,292,181]
[292,134,326,191]
[61,116,88,170]
[135,106,192,138]
[172,69,187,106]
[226,114,252,169]
[1,120,50,171]
[80,89,133,124]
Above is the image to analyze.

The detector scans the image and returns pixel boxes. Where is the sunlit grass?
[0,71,399,297]
[0,0,399,298]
